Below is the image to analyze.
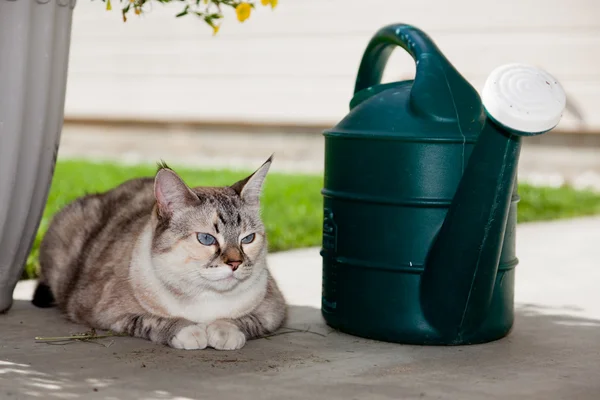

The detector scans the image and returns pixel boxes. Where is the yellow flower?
[212,24,220,36]
[261,0,278,8]
[106,0,112,11]
[235,2,251,22]
[134,7,141,15]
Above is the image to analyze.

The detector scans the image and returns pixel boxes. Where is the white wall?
[64,0,600,131]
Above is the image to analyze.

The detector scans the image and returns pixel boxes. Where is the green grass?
[22,159,600,279]
[517,184,600,222]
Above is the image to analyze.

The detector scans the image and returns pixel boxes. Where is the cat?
[32,156,286,350]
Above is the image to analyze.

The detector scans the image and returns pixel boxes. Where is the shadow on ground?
[1,301,599,399]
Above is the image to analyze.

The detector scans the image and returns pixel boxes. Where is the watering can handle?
[353,24,480,124]
[354,24,445,94]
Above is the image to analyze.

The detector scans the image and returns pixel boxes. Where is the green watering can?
[320,23,566,345]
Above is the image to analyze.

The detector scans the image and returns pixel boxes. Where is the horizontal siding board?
[68,32,600,78]
[65,74,600,129]
[73,0,600,34]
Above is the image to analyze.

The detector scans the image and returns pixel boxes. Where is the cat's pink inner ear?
[154,169,197,216]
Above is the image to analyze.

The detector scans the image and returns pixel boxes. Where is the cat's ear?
[154,167,198,218]
[231,155,273,207]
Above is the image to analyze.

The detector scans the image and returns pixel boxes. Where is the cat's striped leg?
[207,277,287,350]
[207,310,282,350]
[111,313,208,350]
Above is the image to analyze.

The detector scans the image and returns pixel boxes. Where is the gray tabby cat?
[32,157,286,350]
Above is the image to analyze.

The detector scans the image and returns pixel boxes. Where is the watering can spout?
[420,64,567,340]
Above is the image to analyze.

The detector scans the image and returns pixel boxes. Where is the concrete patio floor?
[1,216,600,399]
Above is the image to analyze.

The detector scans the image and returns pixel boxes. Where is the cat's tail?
[32,281,56,308]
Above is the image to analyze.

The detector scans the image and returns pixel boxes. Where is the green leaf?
[175,5,190,17]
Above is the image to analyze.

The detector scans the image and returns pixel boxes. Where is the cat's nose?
[226,260,242,271]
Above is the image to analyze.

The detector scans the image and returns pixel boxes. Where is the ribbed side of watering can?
[320,129,520,345]
[0,0,76,313]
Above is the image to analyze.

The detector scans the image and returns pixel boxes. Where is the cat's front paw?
[170,324,208,350]
[207,320,246,350]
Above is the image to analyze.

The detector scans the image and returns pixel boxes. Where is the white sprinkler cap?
[481,63,567,134]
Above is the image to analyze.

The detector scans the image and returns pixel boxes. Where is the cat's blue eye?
[241,233,255,245]
[197,233,217,246]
